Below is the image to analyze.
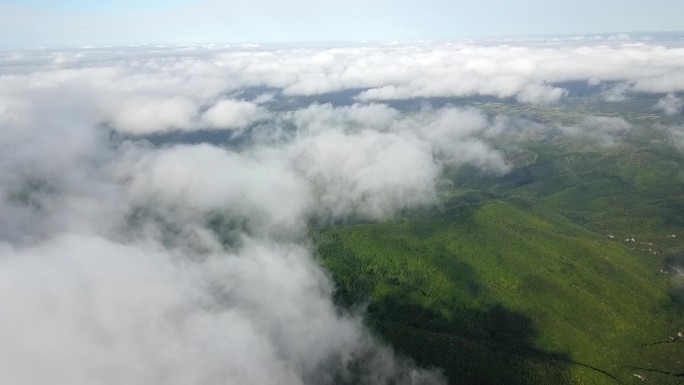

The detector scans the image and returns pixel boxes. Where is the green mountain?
[313,107,684,385]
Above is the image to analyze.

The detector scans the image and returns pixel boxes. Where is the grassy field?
[313,105,684,385]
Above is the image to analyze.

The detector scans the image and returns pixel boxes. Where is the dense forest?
[313,106,684,385]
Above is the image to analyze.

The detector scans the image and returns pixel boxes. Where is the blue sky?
[1,0,683,48]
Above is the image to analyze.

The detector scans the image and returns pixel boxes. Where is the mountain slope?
[314,199,682,385]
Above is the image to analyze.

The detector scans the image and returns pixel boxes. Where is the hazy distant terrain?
[1,38,683,385]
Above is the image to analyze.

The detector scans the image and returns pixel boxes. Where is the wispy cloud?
[654,93,684,116]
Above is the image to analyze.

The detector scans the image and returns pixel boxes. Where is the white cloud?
[201,99,266,130]
[286,103,510,175]
[210,41,684,103]
[515,83,568,105]
[409,107,509,173]
[0,128,444,385]
[558,116,632,147]
[1,39,682,385]
[125,144,311,236]
[107,97,199,134]
[654,93,684,116]
[666,125,684,152]
[289,103,400,134]
[284,129,439,220]
[3,40,684,136]
[601,82,631,102]
[0,47,455,385]
[0,94,31,129]
[0,233,381,385]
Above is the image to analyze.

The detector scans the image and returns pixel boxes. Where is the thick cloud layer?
[3,40,684,135]
[1,39,683,385]
[0,53,456,385]
[0,111,447,385]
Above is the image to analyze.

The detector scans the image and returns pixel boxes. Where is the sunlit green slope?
[314,199,682,384]
[313,117,684,384]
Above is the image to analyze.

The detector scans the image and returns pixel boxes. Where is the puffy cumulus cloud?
[0,232,443,385]
[125,144,311,237]
[284,129,439,220]
[654,93,684,116]
[515,83,568,105]
[288,103,400,134]
[202,99,267,130]
[601,83,631,102]
[208,40,684,104]
[633,72,684,94]
[0,48,459,385]
[411,107,509,173]
[0,62,266,134]
[121,103,492,225]
[3,39,684,135]
[0,51,241,135]
[283,103,510,177]
[108,97,199,134]
[0,132,445,385]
